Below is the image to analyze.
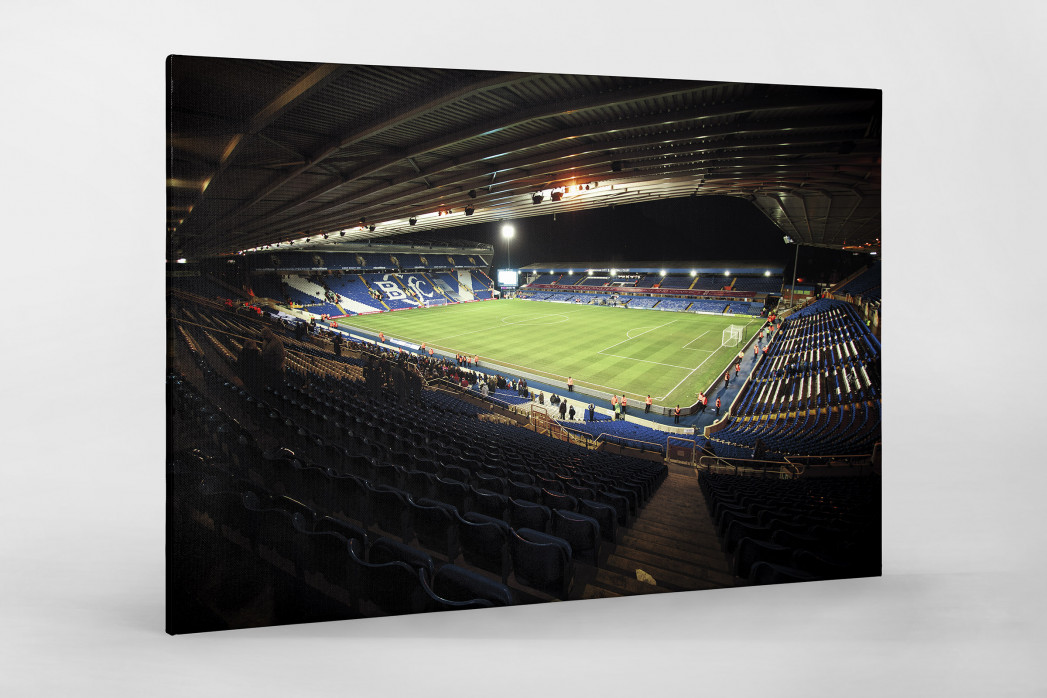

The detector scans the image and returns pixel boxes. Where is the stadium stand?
[699,471,880,584]
[733,276,784,293]
[707,299,880,459]
[657,276,693,289]
[837,262,881,302]
[685,299,730,314]
[169,292,680,627]
[655,299,690,311]
[690,276,731,290]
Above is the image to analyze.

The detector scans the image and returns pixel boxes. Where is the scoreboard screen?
[497,269,519,288]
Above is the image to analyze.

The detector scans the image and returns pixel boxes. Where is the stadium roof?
[167,57,881,260]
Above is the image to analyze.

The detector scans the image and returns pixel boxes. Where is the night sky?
[393,195,870,286]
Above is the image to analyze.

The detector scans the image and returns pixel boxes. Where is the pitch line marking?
[681,330,711,350]
[660,345,731,403]
[598,353,696,371]
[597,319,678,354]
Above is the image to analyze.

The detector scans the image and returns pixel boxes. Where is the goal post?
[721,324,744,348]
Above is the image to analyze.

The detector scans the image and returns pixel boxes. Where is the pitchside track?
[345,299,759,406]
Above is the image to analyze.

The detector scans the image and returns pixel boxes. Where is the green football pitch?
[343,299,760,407]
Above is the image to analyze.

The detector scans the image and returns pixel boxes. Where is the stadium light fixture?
[409,217,417,226]
[532,193,544,205]
[724,270,730,276]
[550,191,563,202]
[610,269,616,276]
[690,270,696,276]
[176,258,187,264]
[340,231,345,236]
[464,206,474,216]
[660,270,666,276]
[369,224,376,232]
[502,224,515,268]
[764,270,771,276]
[568,269,573,274]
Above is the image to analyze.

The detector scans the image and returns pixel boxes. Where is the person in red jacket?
[715,396,721,416]
[735,361,741,378]
[645,394,652,414]
[621,395,627,415]
[723,371,730,390]
[674,405,681,424]
[567,376,574,392]
[697,392,706,414]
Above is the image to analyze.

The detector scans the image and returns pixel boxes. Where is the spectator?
[260,328,286,388]
[236,339,263,393]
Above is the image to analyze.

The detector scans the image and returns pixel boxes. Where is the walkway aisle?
[578,465,734,599]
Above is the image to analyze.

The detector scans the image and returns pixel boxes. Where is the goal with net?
[721,324,744,347]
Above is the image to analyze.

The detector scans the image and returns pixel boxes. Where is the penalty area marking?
[681,330,712,350]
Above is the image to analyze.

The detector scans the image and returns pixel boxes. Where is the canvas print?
[166,56,882,634]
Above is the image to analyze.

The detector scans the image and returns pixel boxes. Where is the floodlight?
[724,271,730,276]
[764,270,771,276]
[464,206,474,216]
[660,270,666,276]
[501,224,515,239]
[690,270,696,276]
[409,217,417,226]
[369,224,376,232]
[550,191,563,202]
[532,194,544,205]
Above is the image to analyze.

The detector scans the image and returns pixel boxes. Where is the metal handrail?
[592,433,664,452]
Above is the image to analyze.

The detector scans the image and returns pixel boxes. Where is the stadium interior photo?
[167,57,882,634]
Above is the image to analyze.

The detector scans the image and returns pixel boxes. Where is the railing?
[696,451,876,478]
[696,454,796,478]
[591,432,664,453]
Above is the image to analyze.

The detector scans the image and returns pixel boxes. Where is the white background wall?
[2,2,1045,695]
